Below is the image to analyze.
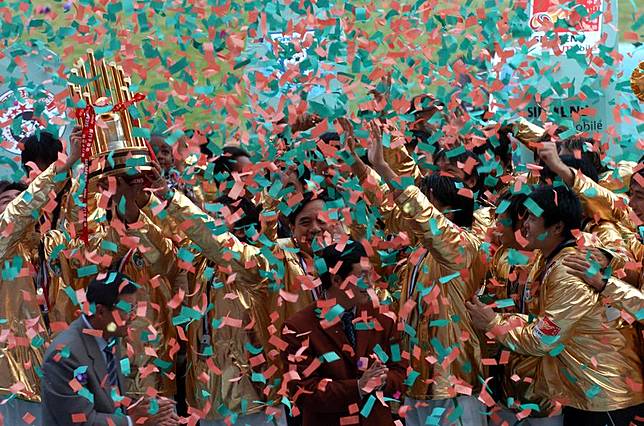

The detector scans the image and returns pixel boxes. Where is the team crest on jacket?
[533,316,561,340]
[0,87,66,154]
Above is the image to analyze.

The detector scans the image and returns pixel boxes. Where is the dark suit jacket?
[281,302,408,426]
[41,317,129,426]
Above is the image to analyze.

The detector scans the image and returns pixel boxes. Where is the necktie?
[103,344,119,388]
[341,311,356,347]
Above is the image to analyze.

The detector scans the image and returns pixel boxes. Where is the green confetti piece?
[403,371,419,389]
[324,304,345,323]
[100,240,118,253]
[78,386,95,402]
[244,342,263,355]
[429,319,449,327]
[77,264,98,278]
[120,357,130,376]
[321,351,341,363]
[523,198,544,217]
[360,395,376,417]
[373,344,389,363]
[495,298,516,309]
[131,127,151,139]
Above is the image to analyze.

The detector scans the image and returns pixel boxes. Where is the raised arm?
[0,164,69,259]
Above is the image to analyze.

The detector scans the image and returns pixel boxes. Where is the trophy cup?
[68,49,154,182]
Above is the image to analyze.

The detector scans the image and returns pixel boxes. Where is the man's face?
[522,213,550,251]
[104,292,137,338]
[630,179,644,224]
[154,143,174,172]
[494,212,518,248]
[291,199,331,254]
[346,261,373,306]
[0,189,21,214]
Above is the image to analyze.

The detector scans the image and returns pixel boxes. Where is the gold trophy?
[68,49,154,181]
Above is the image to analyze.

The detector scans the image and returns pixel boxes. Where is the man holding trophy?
[39,51,180,425]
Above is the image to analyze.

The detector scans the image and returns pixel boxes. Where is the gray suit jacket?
[41,317,129,426]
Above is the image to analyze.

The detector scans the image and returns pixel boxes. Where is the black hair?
[496,191,528,230]
[318,241,368,291]
[418,174,474,228]
[287,190,329,225]
[86,271,138,310]
[527,185,582,240]
[561,136,606,174]
[434,147,481,192]
[20,131,63,172]
[319,132,340,144]
[472,124,512,170]
[212,146,251,181]
[0,180,28,195]
[215,195,261,232]
[630,159,643,192]
[540,155,599,183]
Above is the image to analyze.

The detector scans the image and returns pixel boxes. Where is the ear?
[552,221,565,238]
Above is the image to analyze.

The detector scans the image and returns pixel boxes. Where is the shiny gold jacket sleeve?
[383,141,422,181]
[572,170,635,229]
[166,190,269,282]
[602,277,644,322]
[0,164,66,258]
[394,185,479,269]
[355,165,419,245]
[487,265,597,356]
[125,211,177,278]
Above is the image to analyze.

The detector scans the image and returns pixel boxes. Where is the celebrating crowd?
[0,92,642,426]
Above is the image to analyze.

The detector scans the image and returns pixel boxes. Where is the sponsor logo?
[533,316,561,339]
[529,12,553,31]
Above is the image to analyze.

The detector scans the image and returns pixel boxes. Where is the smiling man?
[467,185,644,426]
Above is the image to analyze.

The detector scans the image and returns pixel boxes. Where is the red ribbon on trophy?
[74,93,146,244]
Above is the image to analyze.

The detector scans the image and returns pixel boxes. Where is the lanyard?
[407,250,430,300]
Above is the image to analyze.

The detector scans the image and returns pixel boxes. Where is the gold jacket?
[486,246,644,411]
[184,249,275,420]
[571,171,643,286]
[0,164,68,402]
[164,191,317,326]
[600,277,644,323]
[43,210,178,398]
[598,161,637,193]
[390,185,487,400]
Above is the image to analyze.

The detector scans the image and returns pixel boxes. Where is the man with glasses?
[41,272,179,425]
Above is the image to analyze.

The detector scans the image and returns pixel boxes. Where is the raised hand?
[57,125,83,173]
[366,120,385,168]
[537,141,574,186]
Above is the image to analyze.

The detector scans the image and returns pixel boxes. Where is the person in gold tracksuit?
[347,121,488,426]
[43,174,179,399]
[179,196,285,425]
[468,185,644,426]
[0,129,81,425]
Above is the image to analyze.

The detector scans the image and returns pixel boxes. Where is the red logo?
[535,316,561,337]
[529,12,553,31]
